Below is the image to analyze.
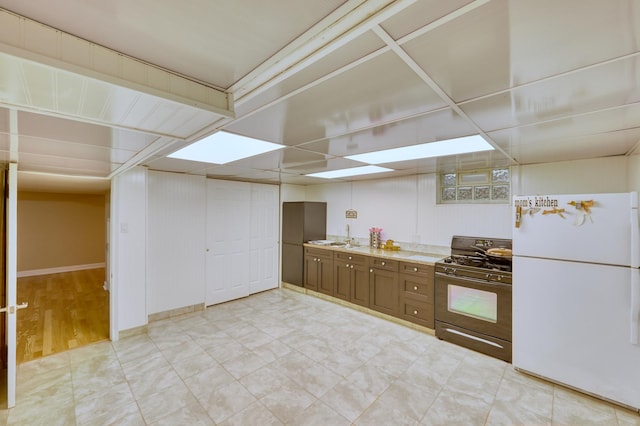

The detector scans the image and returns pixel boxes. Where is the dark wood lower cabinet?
[350,264,370,307]
[304,247,435,329]
[369,261,398,316]
[334,252,368,303]
[304,248,332,293]
[334,261,351,300]
[399,262,435,328]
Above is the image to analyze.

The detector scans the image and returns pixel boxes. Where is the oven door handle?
[444,327,504,349]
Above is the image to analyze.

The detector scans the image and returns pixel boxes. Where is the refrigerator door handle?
[632,271,640,345]
[631,192,639,268]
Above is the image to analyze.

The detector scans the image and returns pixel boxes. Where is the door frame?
[5,163,17,408]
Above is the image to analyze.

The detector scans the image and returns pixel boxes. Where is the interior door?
[249,183,279,294]
[206,180,251,306]
[4,163,23,408]
[0,166,6,402]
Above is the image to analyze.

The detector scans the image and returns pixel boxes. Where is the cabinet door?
[350,263,370,307]
[334,261,351,301]
[370,267,398,316]
[304,254,319,291]
[318,257,334,295]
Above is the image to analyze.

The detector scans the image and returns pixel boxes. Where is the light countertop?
[303,243,445,265]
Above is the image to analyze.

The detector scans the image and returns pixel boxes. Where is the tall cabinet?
[282,202,326,286]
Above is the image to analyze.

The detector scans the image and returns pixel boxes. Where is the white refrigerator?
[512,192,640,411]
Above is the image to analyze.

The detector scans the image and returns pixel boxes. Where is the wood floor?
[16,268,109,364]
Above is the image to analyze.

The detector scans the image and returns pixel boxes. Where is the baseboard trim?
[148,303,205,322]
[17,263,106,278]
[119,324,148,339]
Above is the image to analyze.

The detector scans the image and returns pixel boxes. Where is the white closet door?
[249,183,279,294]
[206,180,251,306]
[147,171,206,314]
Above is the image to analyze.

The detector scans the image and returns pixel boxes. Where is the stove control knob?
[486,273,493,280]
[496,275,502,281]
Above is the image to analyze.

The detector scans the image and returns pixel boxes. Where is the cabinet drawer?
[305,247,332,260]
[369,257,398,271]
[399,298,434,329]
[399,262,434,277]
[334,251,367,265]
[399,273,434,303]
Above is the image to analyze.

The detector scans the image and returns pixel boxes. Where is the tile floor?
[1,287,639,425]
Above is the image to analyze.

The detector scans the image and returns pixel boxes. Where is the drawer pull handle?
[413,267,418,272]
[381,261,386,266]
[346,264,350,267]
[413,310,418,315]
[370,269,373,273]
[350,265,354,269]
[413,286,418,291]
[349,256,352,260]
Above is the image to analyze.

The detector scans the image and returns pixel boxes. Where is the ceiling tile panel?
[498,128,640,165]
[298,108,476,157]
[18,152,118,176]
[379,0,475,40]
[460,56,640,132]
[505,0,640,87]
[226,51,447,145]
[19,135,134,163]
[488,103,640,160]
[401,0,511,102]
[403,0,640,103]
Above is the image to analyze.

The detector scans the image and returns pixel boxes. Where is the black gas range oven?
[435,235,512,362]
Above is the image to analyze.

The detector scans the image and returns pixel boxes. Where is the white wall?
[111,166,147,335]
[628,154,640,193]
[513,156,628,195]
[110,155,637,333]
[281,184,306,202]
[147,171,206,314]
[305,156,632,251]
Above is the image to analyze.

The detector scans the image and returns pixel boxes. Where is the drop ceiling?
[0,0,639,192]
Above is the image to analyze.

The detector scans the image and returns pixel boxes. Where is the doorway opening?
[15,191,110,363]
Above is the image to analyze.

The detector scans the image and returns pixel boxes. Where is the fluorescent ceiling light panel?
[168,131,284,164]
[345,135,494,164]
[306,165,394,179]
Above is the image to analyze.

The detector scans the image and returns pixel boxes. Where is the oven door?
[435,272,512,361]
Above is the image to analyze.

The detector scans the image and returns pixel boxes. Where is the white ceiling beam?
[0,8,234,117]
[231,0,418,105]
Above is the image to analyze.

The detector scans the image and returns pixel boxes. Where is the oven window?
[448,284,497,323]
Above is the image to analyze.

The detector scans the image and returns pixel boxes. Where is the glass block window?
[438,168,510,204]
